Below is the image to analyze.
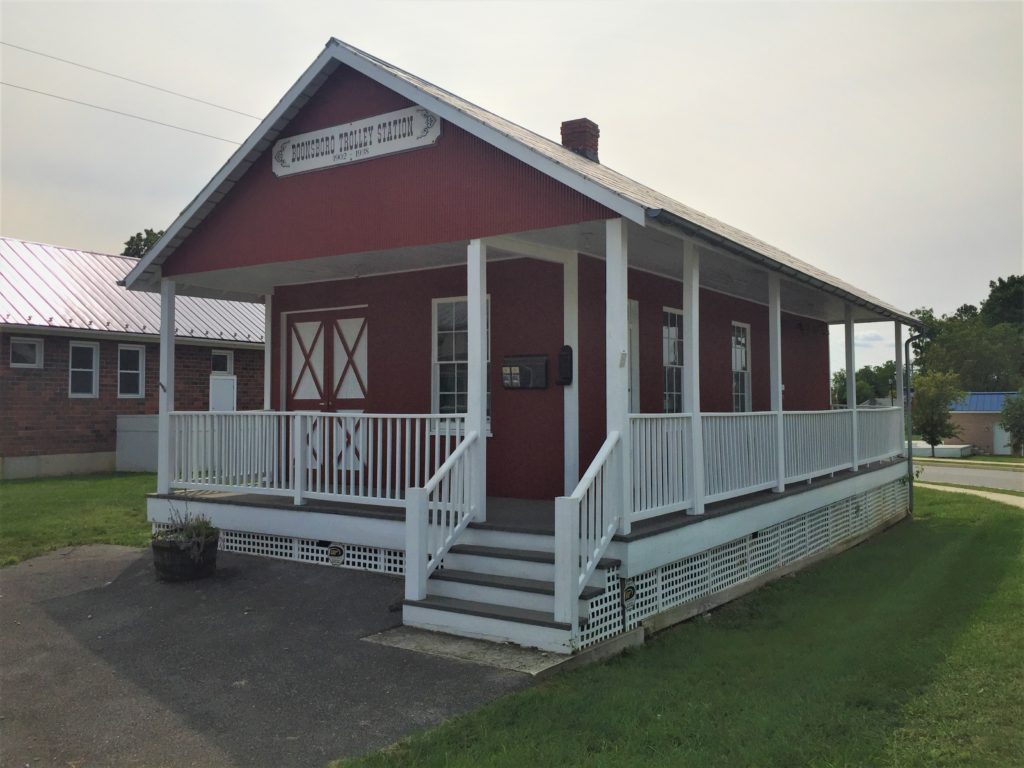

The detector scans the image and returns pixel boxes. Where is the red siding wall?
[0,332,263,459]
[271,258,831,499]
[272,258,566,499]
[163,66,613,277]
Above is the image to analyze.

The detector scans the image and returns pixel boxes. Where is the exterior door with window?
[286,309,368,412]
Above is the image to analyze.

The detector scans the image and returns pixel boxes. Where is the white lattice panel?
[624,569,661,630]
[221,530,295,560]
[708,539,748,593]
[578,567,625,647]
[577,479,907,650]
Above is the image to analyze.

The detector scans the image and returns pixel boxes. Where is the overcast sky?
[1,1,1021,371]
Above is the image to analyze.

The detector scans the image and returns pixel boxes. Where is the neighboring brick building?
[947,392,1018,455]
[0,236,264,479]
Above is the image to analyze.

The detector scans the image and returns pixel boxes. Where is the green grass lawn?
[0,473,154,566]
[956,454,1024,464]
[338,488,1023,767]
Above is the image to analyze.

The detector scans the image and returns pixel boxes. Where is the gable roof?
[0,236,263,344]
[950,392,1018,413]
[125,38,919,327]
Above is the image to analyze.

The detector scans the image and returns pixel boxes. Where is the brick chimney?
[560,118,599,162]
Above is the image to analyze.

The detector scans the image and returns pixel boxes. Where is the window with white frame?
[432,297,490,418]
[211,349,233,374]
[69,341,99,398]
[662,309,684,413]
[731,322,752,412]
[118,345,145,398]
[10,337,43,368]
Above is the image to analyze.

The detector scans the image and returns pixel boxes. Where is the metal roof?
[0,236,264,344]
[125,38,920,327]
[950,392,1018,413]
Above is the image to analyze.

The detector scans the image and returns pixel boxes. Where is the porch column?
[683,240,705,515]
[563,251,580,494]
[263,292,273,410]
[157,278,176,494]
[845,304,859,471]
[768,274,785,492]
[467,239,488,521]
[606,219,632,534]
[894,322,904,410]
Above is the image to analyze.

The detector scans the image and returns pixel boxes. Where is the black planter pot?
[152,535,219,582]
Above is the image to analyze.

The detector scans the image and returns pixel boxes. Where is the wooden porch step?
[432,569,605,601]
[403,595,581,630]
[448,544,620,571]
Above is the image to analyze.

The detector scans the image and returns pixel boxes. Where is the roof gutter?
[647,208,923,329]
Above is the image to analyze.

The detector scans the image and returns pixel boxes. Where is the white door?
[993,422,1012,455]
[209,375,237,411]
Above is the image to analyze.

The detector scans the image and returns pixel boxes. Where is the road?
[914,464,1024,492]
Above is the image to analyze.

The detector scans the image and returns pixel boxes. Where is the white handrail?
[629,413,692,520]
[554,431,622,627]
[404,430,479,601]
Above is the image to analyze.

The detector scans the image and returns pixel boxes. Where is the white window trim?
[117,344,146,399]
[211,349,234,375]
[731,321,753,413]
[69,340,100,399]
[10,337,43,369]
[663,307,685,414]
[430,295,491,434]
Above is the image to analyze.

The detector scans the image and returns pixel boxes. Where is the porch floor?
[154,458,903,539]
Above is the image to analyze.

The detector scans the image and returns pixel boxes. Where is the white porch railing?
[554,431,623,626]
[404,430,479,601]
[168,411,465,506]
[630,414,692,520]
[857,407,904,464]
[784,410,854,483]
[702,413,779,503]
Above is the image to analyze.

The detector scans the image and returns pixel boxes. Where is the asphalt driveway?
[0,545,532,767]
[916,464,1024,492]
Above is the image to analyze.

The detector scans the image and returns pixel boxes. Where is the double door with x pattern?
[286,308,368,412]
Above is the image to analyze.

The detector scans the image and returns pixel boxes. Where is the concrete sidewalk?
[0,546,532,768]
[916,482,1024,509]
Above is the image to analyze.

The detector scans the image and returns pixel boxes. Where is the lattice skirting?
[578,478,909,649]
[151,523,405,575]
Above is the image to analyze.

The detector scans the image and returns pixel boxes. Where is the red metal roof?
[0,236,264,344]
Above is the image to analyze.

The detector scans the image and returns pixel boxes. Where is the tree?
[924,318,1022,391]
[831,363,896,405]
[911,371,964,456]
[980,275,1024,328]
[998,391,1024,456]
[122,228,164,258]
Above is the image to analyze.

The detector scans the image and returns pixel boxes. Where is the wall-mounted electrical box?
[556,345,573,386]
[501,355,548,389]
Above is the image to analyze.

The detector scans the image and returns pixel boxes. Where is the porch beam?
[845,305,859,471]
[467,239,488,521]
[683,240,706,515]
[157,278,176,495]
[768,274,785,493]
[563,251,580,494]
[606,219,632,534]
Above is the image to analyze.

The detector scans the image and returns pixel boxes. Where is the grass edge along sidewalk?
[336,487,1023,768]
[0,473,154,566]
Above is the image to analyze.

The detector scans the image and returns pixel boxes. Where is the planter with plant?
[151,510,220,581]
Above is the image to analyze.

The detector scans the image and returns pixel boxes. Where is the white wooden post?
[768,274,785,492]
[553,496,578,624]
[894,322,904,409]
[292,413,306,504]
[157,278,176,494]
[467,239,488,521]
[606,219,632,534]
[845,305,859,471]
[683,241,705,514]
[405,487,429,600]
[563,252,580,495]
[263,292,273,410]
